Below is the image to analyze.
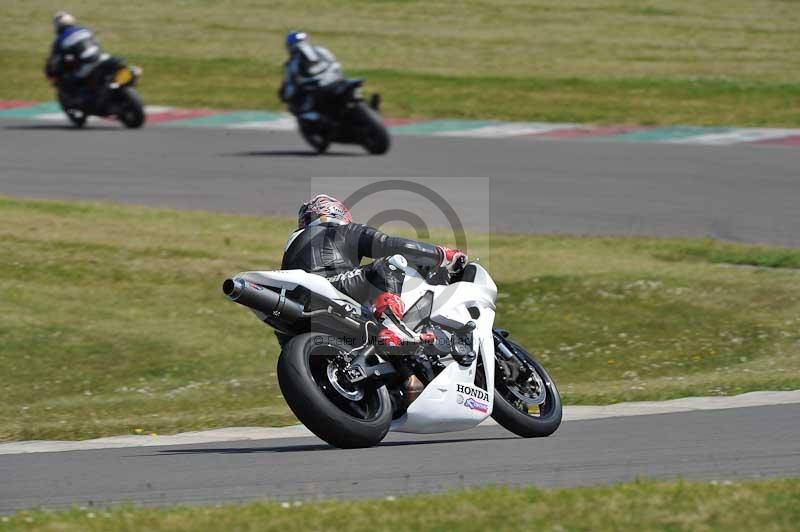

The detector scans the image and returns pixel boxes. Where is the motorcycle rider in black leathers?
[45,12,107,105]
[278,31,345,115]
[281,195,467,351]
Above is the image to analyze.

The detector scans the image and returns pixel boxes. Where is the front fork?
[493,329,532,383]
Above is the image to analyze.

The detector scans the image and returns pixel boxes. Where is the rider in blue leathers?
[45,12,107,101]
[279,31,345,115]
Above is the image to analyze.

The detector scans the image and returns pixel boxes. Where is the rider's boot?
[372,292,434,352]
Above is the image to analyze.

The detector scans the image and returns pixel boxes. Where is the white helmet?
[297,194,352,228]
[53,11,77,32]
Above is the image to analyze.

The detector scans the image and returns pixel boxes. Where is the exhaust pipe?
[222,278,304,322]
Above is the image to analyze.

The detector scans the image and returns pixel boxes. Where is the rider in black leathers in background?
[282,195,466,349]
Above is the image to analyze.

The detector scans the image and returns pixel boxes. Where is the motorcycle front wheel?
[64,109,87,128]
[491,337,562,438]
[298,120,330,154]
[277,333,393,448]
[58,92,86,128]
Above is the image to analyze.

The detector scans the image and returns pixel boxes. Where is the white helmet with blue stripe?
[286,31,309,53]
[53,11,76,32]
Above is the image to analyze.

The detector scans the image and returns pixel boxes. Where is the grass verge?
[2,1,800,125]
[3,479,799,531]
[5,53,800,126]
[1,196,799,441]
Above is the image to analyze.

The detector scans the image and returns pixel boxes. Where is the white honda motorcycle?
[222,257,562,448]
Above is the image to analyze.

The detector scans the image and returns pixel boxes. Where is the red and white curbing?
[665,128,800,145]
[437,122,580,138]
[2,100,800,146]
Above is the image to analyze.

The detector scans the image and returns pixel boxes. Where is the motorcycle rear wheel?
[277,333,392,448]
[353,102,390,155]
[117,87,145,129]
[491,338,562,438]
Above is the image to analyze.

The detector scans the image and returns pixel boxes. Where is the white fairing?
[243,261,499,435]
[391,262,498,433]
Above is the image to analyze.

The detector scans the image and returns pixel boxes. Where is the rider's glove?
[436,246,467,274]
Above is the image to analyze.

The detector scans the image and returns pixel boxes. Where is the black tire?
[353,102,390,155]
[58,93,86,128]
[299,120,330,154]
[277,333,393,448]
[491,339,562,438]
[117,87,145,129]
[65,110,87,128]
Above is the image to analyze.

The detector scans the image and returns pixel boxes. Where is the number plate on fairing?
[114,67,133,86]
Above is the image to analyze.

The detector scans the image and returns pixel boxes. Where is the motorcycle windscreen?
[403,290,433,331]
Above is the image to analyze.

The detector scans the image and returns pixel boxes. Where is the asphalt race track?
[1,120,799,512]
[2,405,799,512]
[1,119,799,246]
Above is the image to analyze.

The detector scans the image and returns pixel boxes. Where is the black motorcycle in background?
[294,79,390,155]
[49,56,146,129]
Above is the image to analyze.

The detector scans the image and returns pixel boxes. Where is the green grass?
[2,1,800,125]
[1,196,799,441]
[3,479,799,531]
[655,239,800,269]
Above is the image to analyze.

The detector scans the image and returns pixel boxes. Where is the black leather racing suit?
[281,222,440,303]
